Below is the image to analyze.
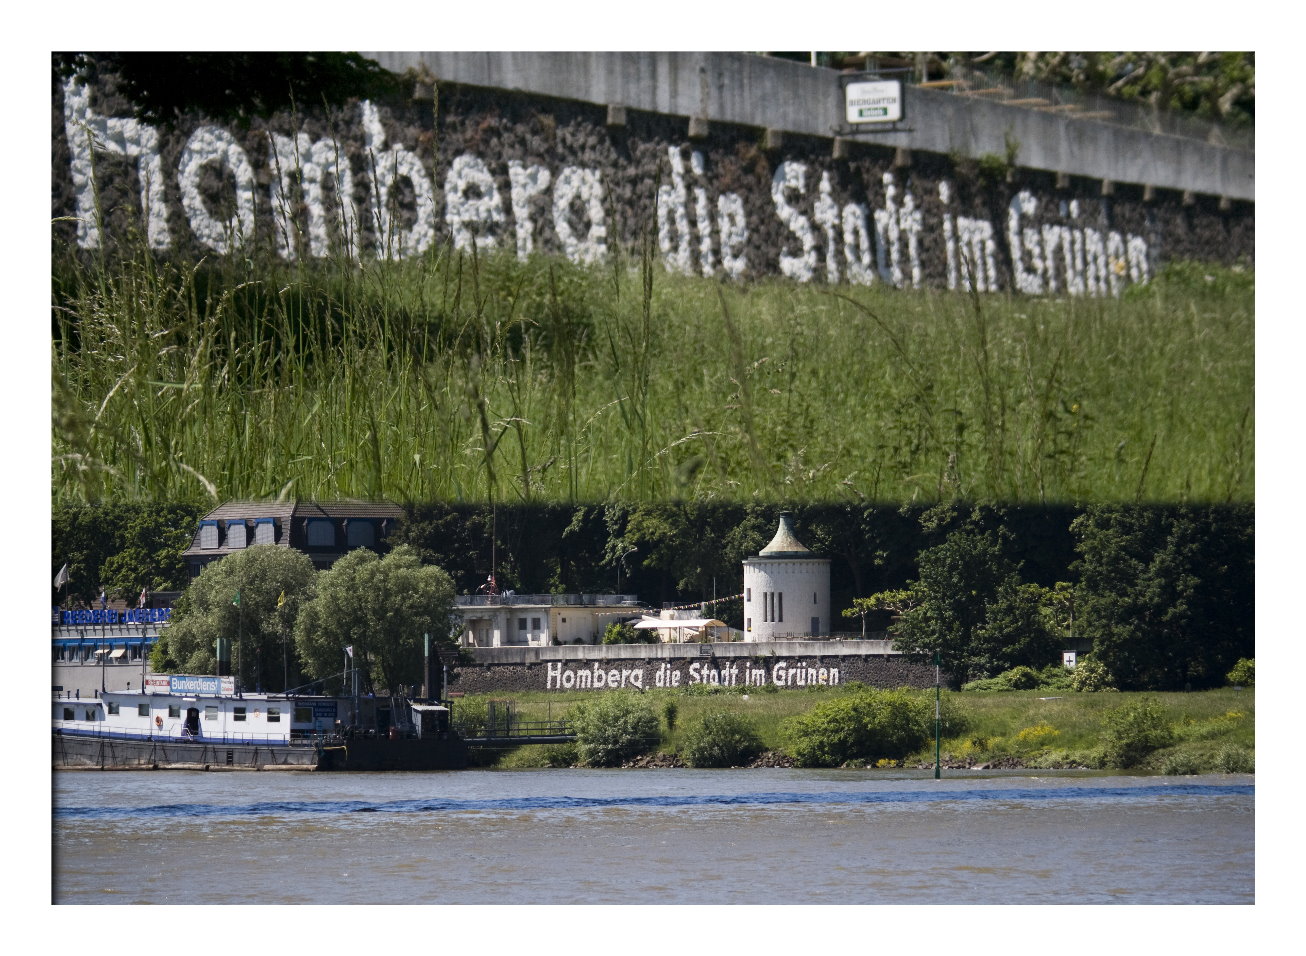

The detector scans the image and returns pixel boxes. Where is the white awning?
[633,617,726,630]
[109,648,127,659]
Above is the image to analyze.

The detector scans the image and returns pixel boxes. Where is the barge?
[53,674,468,771]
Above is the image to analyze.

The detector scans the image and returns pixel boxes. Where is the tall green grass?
[52,240,1253,505]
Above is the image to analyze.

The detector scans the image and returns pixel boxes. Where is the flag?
[345,645,354,658]
[54,563,69,589]
[138,588,148,609]
[98,590,107,609]
[232,591,241,607]
[277,590,286,609]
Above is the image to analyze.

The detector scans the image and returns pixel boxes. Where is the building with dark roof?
[182,500,405,578]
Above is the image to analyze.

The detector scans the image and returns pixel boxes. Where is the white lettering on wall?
[63,80,170,250]
[268,131,359,261]
[691,151,716,276]
[58,82,1161,297]
[814,172,840,284]
[772,161,817,281]
[362,101,436,259]
[717,193,748,279]
[552,166,608,265]
[841,203,875,285]
[445,153,506,251]
[177,127,256,255]
[656,147,694,275]
[508,160,551,259]
[1009,190,1045,294]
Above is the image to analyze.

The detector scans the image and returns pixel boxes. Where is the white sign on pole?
[845,80,903,124]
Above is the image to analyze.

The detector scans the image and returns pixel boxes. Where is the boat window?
[84,708,97,721]
[137,704,149,717]
[168,705,180,718]
[107,702,119,715]
[63,707,74,720]
[267,708,281,723]
[204,705,218,720]
[233,707,246,722]
[293,707,313,724]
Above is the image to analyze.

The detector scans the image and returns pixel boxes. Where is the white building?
[455,593,640,647]
[742,513,831,641]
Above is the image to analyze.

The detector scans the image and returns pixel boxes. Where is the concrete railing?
[364,51,1253,201]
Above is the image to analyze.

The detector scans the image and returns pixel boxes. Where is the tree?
[151,545,316,691]
[294,545,456,695]
[52,503,202,605]
[54,53,401,125]
[1072,505,1254,690]
[842,589,918,638]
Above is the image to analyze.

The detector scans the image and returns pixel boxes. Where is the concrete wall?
[365,52,1253,201]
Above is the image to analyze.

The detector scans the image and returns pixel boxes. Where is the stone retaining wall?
[449,643,947,694]
[54,54,1253,294]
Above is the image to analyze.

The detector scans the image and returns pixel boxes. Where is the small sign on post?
[844,79,903,125]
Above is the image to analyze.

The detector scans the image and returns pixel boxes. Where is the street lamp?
[617,546,637,595]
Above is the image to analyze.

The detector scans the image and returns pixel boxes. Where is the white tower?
[742,513,831,641]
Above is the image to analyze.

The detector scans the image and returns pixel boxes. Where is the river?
[52,767,1252,906]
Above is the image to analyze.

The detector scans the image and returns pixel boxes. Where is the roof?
[757,513,814,558]
[182,499,405,562]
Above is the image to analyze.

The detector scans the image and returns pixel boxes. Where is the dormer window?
[254,518,276,545]
[227,520,248,549]
[347,519,375,548]
[307,519,335,547]
[199,520,219,549]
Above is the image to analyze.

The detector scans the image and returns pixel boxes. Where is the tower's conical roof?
[759,513,812,557]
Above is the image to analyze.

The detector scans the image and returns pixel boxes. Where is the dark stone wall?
[53,67,1253,288]
[449,651,946,695]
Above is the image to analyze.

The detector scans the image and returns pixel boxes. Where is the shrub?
[962,665,1076,693]
[569,691,661,767]
[1215,745,1254,774]
[1102,696,1175,768]
[1225,658,1254,687]
[1160,751,1206,775]
[1070,656,1118,692]
[661,699,678,733]
[680,711,764,768]
[784,687,945,767]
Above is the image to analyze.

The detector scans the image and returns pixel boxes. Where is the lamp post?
[617,546,637,595]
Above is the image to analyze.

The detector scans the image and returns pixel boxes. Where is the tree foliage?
[53,52,400,125]
[1072,506,1253,690]
[889,508,1059,683]
[52,503,202,604]
[293,545,456,695]
[151,544,315,691]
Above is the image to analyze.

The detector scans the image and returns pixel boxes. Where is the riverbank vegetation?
[456,683,1254,775]
[52,239,1253,506]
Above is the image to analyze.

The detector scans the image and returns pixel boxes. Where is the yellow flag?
[277,590,286,609]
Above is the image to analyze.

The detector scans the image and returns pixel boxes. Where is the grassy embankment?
[52,243,1253,506]
[453,686,1255,774]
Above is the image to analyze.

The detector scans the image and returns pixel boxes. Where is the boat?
[52,674,468,771]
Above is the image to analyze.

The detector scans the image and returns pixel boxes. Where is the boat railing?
[52,721,322,747]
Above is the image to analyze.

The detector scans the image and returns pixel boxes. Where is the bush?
[1102,696,1175,768]
[680,711,764,768]
[784,688,950,767]
[1225,658,1254,687]
[661,699,678,733]
[570,691,661,767]
[1215,745,1254,774]
[1070,656,1118,692]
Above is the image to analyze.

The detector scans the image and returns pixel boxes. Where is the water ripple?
[55,783,1252,821]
